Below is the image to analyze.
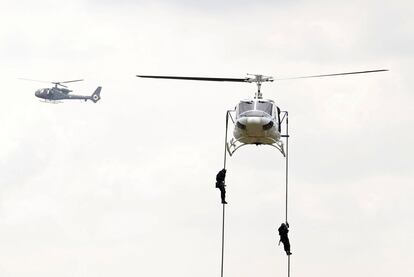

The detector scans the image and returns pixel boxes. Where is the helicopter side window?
[256,101,273,116]
[237,101,254,117]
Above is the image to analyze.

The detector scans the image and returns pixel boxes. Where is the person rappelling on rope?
[215,168,227,204]
[278,222,292,255]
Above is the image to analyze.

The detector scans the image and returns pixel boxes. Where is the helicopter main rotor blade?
[53,83,68,88]
[18,78,51,83]
[19,78,84,86]
[275,69,388,80]
[52,79,83,88]
[137,75,247,82]
[59,79,84,84]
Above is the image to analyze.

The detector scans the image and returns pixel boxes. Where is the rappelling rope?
[284,112,290,277]
[220,111,230,277]
[220,201,226,277]
[285,113,289,224]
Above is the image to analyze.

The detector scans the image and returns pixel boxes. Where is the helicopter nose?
[239,117,272,133]
[247,117,263,131]
[239,117,263,127]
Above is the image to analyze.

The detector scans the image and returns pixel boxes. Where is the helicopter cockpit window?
[256,101,273,116]
[238,101,254,116]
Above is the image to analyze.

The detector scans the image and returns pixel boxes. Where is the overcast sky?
[0,0,413,276]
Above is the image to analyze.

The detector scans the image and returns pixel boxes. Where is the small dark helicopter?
[21,79,102,103]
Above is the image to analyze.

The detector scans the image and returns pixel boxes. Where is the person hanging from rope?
[278,222,292,255]
[215,168,228,204]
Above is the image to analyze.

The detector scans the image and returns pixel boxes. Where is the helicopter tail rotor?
[90,87,102,103]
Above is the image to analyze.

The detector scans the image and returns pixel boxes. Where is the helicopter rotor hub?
[246,74,274,99]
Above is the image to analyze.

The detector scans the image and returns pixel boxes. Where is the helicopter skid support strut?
[224,110,286,157]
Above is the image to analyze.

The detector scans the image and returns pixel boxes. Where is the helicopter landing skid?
[226,137,285,157]
[39,99,62,104]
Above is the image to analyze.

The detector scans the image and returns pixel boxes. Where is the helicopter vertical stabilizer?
[91,87,102,103]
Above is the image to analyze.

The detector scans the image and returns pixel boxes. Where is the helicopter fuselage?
[233,99,281,145]
[35,87,92,101]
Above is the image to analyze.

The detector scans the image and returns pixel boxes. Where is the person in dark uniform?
[278,222,292,255]
[215,169,227,204]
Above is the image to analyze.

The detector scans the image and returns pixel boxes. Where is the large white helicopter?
[137,69,387,156]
